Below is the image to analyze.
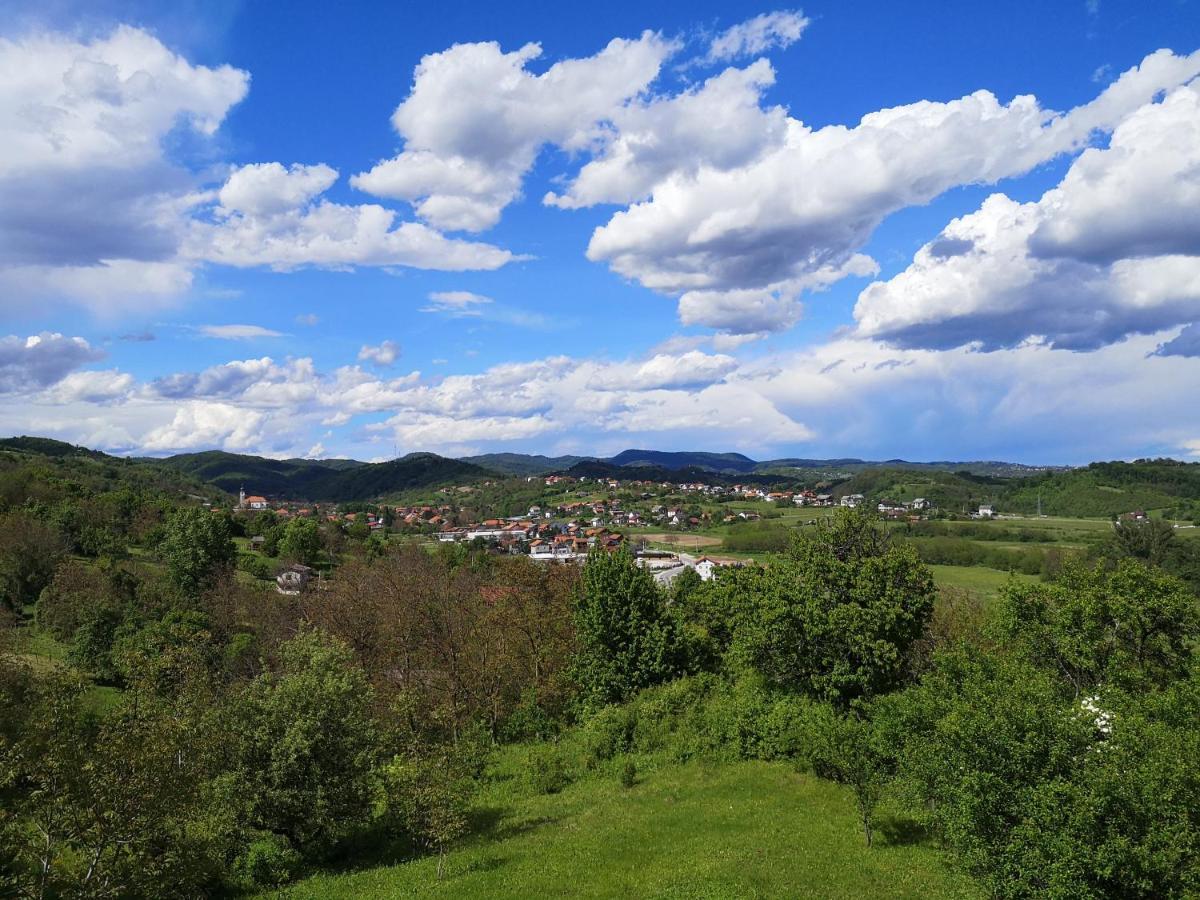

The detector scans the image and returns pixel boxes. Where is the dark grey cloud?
[0,166,186,268]
[150,359,275,400]
[0,333,104,393]
[1029,210,1200,265]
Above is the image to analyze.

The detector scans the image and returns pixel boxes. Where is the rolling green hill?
[155,450,495,501]
[832,459,1200,518]
[608,448,760,473]
[1001,460,1200,517]
[461,452,592,476]
[0,437,225,506]
[270,749,976,900]
[831,468,1007,511]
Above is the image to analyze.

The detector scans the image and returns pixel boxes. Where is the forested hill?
[562,459,796,486]
[0,437,224,505]
[606,449,760,473]
[831,459,1200,518]
[153,449,495,501]
[1001,459,1200,517]
[467,448,1067,478]
[461,452,593,476]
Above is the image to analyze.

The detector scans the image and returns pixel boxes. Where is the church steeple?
[239,484,246,508]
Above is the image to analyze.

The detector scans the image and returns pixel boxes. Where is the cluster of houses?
[435,517,625,561]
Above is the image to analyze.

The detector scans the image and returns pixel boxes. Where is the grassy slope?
[278,752,976,900]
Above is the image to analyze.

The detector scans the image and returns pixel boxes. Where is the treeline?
[907,535,1066,576]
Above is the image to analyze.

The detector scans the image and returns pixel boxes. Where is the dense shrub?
[237,552,275,580]
[233,834,303,888]
[579,674,816,768]
[525,744,572,794]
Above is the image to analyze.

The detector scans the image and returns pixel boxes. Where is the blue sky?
[1,0,1199,463]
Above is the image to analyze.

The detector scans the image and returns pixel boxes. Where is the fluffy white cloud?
[546,60,786,210]
[0,26,247,177]
[44,369,134,403]
[191,162,519,271]
[351,32,675,231]
[0,26,247,309]
[704,10,809,63]
[142,401,271,452]
[1028,81,1200,263]
[1,27,526,314]
[199,324,285,340]
[0,332,104,392]
[0,259,195,316]
[855,81,1200,350]
[594,351,738,390]
[746,332,1200,462]
[63,346,788,455]
[216,162,338,217]
[358,340,401,367]
[584,50,1200,334]
[5,333,1200,462]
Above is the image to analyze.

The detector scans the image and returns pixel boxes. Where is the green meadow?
[272,748,977,900]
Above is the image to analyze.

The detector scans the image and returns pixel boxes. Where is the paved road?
[652,553,698,586]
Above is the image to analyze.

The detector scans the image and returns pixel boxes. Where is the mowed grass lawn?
[274,754,977,900]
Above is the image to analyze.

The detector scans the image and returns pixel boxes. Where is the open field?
[634,532,724,548]
[272,751,977,900]
[929,564,1038,597]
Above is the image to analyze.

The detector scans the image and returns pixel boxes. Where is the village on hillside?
[220,473,967,594]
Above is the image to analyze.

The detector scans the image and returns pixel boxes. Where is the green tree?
[1109,516,1176,566]
[804,704,890,847]
[886,649,1095,896]
[997,558,1199,695]
[277,516,321,566]
[669,565,702,604]
[160,507,235,597]
[571,546,683,710]
[888,647,1200,897]
[0,511,65,611]
[223,627,378,859]
[2,670,221,897]
[733,508,935,706]
[377,743,477,880]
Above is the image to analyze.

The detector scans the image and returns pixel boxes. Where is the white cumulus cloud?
[351,32,675,231]
[704,10,809,63]
[855,79,1200,351]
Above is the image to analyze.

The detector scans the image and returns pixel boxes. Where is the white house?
[841,494,865,508]
[977,504,995,518]
[694,556,748,581]
[276,564,313,595]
